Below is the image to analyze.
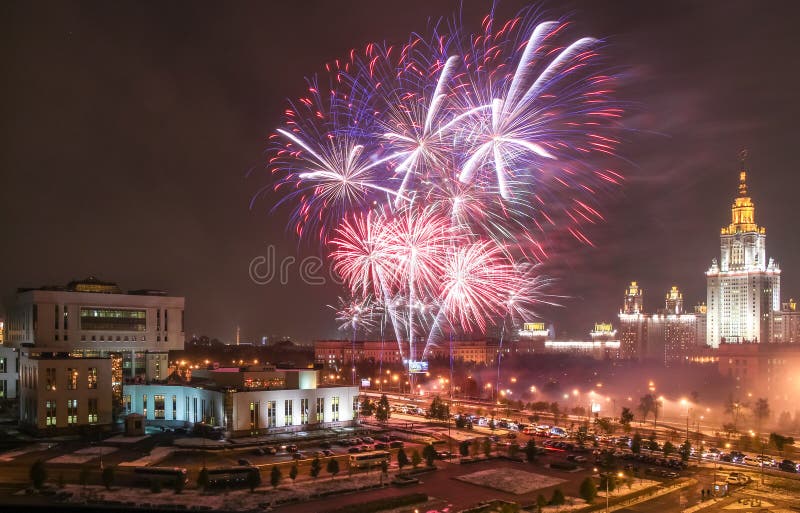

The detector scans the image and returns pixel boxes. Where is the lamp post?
[595,468,624,513]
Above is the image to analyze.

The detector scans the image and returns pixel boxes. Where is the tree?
[620,407,635,432]
[550,402,561,426]
[359,397,375,417]
[270,465,282,488]
[375,394,391,423]
[647,432,659,452]
[422,444,437,466]
[536,494,548,513]
[459,440,470,458]
[631,432,642,454]
[549,488,566,506]
[310,457,322,479]
[380,459,389,483]
[722,422,739,439]
[326,458,340,479]
[576,425,589,447]
[579,477,598,504]
[482,438,493,458]
[102,466,115,490]
[524,439,538,463]
[754,398,770,437]
[595,417,614,435]
[769,433,794,456]
[662,441,675,457]
[30,460,47,489]
[289,463,298,484]
[428,396,450,421]
[638,394,663,427]
[724,394,746,431]
[679,439,692,462]
[396,448,409,470]
[411,449,422,468]
[197,467,209,490]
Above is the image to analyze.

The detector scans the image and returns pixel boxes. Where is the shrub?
[579,477,597,503]
[30,460,47,489]
[321,493,427,513]
[549,488,565,506]
[102,466,115,490]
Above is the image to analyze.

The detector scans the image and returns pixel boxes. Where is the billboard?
[408,360,429,373]
[360,378,371,387]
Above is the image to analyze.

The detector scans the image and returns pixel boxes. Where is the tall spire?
[723,150,761,235]
[738,149,749,196]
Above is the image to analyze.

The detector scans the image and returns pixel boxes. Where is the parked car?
[322,449,334,457]
[252,448,265,456]
[348,447,362,454]
[779,459,797,473]
[237,459,254,466]
[292,451,306,460]
[286,444,299,453]
[389,441,405,449]
[265,446,277,455]
[374,442,388,450]
[377,435,391,443]
[319,441,332,449]
[362,437,374,444]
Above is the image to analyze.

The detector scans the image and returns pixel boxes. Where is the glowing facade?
[706,170,780,346]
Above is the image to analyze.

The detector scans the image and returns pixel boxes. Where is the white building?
[0,346,19,400]
[706,170,780,346]
[125,367,359,437]
[5,276,184,380]
[3,276,184,432]
[18,353,113,431]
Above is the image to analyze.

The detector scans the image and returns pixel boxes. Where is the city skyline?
[3,1,800,342]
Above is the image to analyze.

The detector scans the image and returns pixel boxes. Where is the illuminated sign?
[591,402,602,414]
[408,360,429,373]
[360,378,371,387]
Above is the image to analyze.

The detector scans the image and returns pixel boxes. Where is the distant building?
[313,339,500,368]
[706,170,780,346]
[618,282,702,365]
[688,342,800,405]
[618,282,650,360]
[770,299,800,343]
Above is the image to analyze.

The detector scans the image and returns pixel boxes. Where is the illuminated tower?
[618,282,648,359]
[665,286,684,315]
[622,281,644,314]
[706,167,780,346]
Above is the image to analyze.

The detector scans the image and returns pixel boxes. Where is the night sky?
[2,1,800,342]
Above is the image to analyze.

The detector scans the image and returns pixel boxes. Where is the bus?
[349,450,390,469]
[133,467,188,487]
[206,466,261,488]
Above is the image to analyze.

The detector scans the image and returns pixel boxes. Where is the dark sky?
[2,0,799,342]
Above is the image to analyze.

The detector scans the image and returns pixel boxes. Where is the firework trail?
[263,4,624,359]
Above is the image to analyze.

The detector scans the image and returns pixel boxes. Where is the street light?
[594,468,625,513]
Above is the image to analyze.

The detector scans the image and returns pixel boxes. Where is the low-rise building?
[125,367,358,437]
[18,352,113,432]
